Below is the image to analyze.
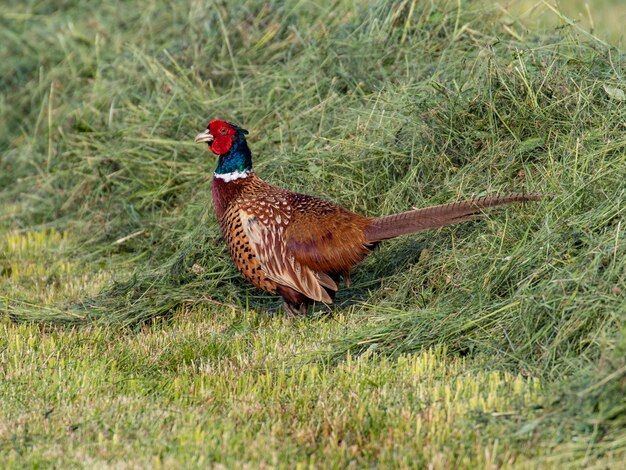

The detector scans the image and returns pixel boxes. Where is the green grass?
[508,0,626,47]
[1,0,625,467]
[0,316,546,468]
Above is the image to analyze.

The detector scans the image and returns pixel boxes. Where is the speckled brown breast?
[219,202,278,294]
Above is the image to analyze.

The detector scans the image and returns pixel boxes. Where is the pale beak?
[194,129,214,144]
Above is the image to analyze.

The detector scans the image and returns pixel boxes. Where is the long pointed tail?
[364,192,544,243]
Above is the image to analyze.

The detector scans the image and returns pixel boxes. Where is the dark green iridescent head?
[194,120,252,175]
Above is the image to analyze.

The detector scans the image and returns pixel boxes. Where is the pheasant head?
[195,120,252,178]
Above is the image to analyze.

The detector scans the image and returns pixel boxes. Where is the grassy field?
[1,0,625,467]
[508,0,625,46]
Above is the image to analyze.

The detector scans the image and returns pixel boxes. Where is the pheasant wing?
[240,210,333,303]
[283,196,372,281]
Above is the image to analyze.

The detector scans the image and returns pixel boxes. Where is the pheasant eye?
[220,127,228,135]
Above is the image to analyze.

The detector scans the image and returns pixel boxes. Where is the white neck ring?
[214,170,252,182]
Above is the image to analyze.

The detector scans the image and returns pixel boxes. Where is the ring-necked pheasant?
[195,120,542,315]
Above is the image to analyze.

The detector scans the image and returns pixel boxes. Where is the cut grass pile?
[1,0,625,466]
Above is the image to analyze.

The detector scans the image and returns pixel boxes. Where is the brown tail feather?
[364,192,544,243]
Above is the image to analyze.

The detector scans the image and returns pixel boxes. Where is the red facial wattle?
[210,132,234,155]
[192,120,237,156]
